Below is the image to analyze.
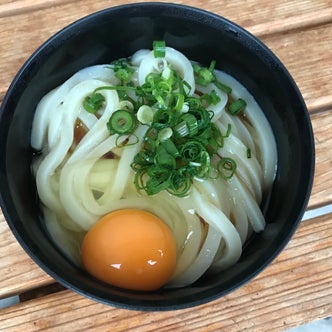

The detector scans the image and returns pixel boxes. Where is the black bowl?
[0,3,314,310]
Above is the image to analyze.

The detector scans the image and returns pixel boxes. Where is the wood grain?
[260,23,332,112]
[0,213,331,332]
[0,0,332,330]
[309,110,332,207]
[1,0,331,23]
[0,214,53,299]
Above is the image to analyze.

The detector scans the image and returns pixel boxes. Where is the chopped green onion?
[116,68,133,82]
[194,151,211,178]
[200,90,221,106]
[196,68,214,86]
[193,61,215,86]
[115,132,138,147]
[137,105,154,124]
[94,85,136,94]
[173,120,190,138]
[153,40,166,58]
[158,127,173,141]
[143,127,158,151]
[161,138,179,157]
[214,80,232,94]
[180,140,205,161]
[188,108,211,131]
[118,100,134,112]
[111,58,130,70]
[229,98,247,115]
[171,93,185,112]
[223,124,232,138]
[107,110,137,135]
[145,168,172,195]
[153,109,179,129]
[83,93,105,113]
[218,157,237,179]
[155,144,176,170]
[209,90,221,105]
[167,171,192,197]
[181,102,190,113]
[111,58,135,83]
[181,80,192,95]
[187,97,202,110]
[181,113,199,137]
[157,80,172,95]
[132,151,151,167]
[209,60,216,72]
[210,123,224,147]
[82,41,240,197]
[247,148,252,159]
[173,113,199,138]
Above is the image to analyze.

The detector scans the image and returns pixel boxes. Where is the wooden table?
[0,0,331,331]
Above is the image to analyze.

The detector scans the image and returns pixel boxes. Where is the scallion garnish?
[247,148,252,159]
[193,62,214,86]
[82,41,239,196]
[194,60,232,95]
[83,93,105,113]
[218,157,237,180]
[229,98,247,115]
[107,110,137,135]
[161,138,179,157]
[158,128,173,142]
[153,40,166,58]
[137,105,154,124]
[214,80,232,94]
[111,58,135,83]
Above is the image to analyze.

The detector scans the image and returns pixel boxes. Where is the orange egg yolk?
[81,209,177,291]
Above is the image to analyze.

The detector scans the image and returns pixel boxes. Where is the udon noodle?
[31,44,277,288]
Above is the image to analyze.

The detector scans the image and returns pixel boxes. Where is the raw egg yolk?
[81,209,177,291]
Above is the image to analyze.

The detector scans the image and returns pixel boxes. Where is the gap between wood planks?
[302,203,332,221]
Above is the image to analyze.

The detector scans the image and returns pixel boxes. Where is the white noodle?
[31,46,277,288]
[168,223,221,287]
[214,71,277,190]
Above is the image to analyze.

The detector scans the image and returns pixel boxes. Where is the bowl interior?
[0,3,314,310]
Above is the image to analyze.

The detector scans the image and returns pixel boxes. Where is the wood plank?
[0,0,75,18]
[0,106,330,299]
[1,0,332,112]
[309,110,332,207]
[1,0,331,27]
[247,6,332,37]
[260,22,332,112]
[0,213,53,299]
[0,213,331,332]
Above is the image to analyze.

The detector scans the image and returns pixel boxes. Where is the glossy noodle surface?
[31,44,277,289]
